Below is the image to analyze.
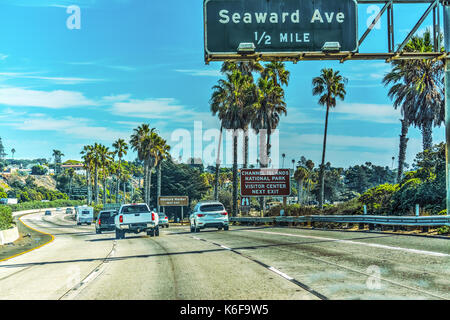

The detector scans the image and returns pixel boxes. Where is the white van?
[76,206,94,225]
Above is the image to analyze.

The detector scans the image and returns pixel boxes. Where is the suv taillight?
[98,219,101,225]
[197,214,205,217]
[152,212,155,221]
[119,215,123,223]
[222,212,228,216]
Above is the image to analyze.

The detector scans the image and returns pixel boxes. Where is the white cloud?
[0,72,103,84]
[175,69,222,77]
[7,116,129,143]
[111,98,211,121]
[0,87,97,109]
[333,102,401,124]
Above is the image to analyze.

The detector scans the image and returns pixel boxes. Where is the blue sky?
[0,0,445,169]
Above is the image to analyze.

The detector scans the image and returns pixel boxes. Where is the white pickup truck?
[114,203,159,239]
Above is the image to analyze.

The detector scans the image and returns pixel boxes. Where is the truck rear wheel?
[155,226,160,237]
[147,229,155,237]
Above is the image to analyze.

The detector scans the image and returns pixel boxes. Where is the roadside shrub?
[8,199,85,212]
[0,205,13,230]
[323,198,364,215]
[437,226,450,235]
[360,183,399,215]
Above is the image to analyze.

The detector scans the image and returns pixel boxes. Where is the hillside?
[0,174,57,191]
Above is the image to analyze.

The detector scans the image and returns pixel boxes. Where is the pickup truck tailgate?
[121,212,152,224]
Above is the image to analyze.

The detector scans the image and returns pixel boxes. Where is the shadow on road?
[0,233,399,269]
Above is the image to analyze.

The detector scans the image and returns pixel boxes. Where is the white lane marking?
[220,245,231,250]
[244,230,450,258]
[268,267,294,281]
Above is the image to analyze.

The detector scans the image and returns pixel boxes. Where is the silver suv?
[190,201,229,232]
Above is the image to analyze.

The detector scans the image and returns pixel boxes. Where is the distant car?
[56,207,62,211]
[96,210,117,234]
[189,201,229,233]
[66,208,73,214]
[45,210,52,216]
[158,213,169,228]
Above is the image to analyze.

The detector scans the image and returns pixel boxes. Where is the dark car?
[45,210,52,216]
[95,210,117,234]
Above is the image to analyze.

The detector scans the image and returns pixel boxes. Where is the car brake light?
[222,212,228,216]
[119,215,123,223]
[197,214,205,217]
[98,219,101,225]
[152,212,155,221]
[165,216,167,220]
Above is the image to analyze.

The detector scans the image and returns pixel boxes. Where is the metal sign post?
[444,1,450,217]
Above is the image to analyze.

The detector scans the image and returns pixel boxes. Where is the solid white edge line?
[245,230,450,257]
[268,267,294,281]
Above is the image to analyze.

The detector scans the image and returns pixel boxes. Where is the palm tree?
[52,150,65,175]
[210,68,255,216]
[312,68,347,209]
[81,145,94,205]
[154,135,171,212]
[97,144,113,207]
[294,167,308,204]
[10,148,15,160]
[252,76,287,168]
[113,139,129,204]
[383,30,444,182]
[282,153,286,168]
[131,124,150,205]
[67,167,75,200]
[262,61,290,88]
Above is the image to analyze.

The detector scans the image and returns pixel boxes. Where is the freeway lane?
[0,212,448,300]
[0,212,317,300]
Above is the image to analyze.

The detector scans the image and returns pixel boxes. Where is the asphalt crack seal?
[191,236,328,300]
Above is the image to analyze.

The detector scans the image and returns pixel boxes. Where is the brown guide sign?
[240,169,290,197]
[158,196,189,207]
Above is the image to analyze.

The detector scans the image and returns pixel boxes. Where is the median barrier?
[0,227,19,245]
[231,215,450,228]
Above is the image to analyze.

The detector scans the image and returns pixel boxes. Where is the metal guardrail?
[230,215,450,227]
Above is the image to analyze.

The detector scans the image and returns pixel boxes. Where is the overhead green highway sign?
[204,0,358,57]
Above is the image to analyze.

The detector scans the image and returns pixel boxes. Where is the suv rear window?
[100,212,111,218]
[200,204,224,212]
[121,205,149,214]
[82,210,90,215]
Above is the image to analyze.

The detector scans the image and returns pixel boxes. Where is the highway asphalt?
[0,211,448,300]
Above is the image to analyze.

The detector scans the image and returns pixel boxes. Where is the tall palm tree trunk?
[319,104,331,209]
[157,162,162,212]
[123,179,127,203]
[103,176,107,207]
[244,129,249,169]
[214,126,223,201]
[421,121,433,151]
[116,158,121,203]
[232,132,238,217]
[397,118,410,183]
[143,161,148,205]
[86,169,91,205]
[94,165,99,205]
[147,166,152,208]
